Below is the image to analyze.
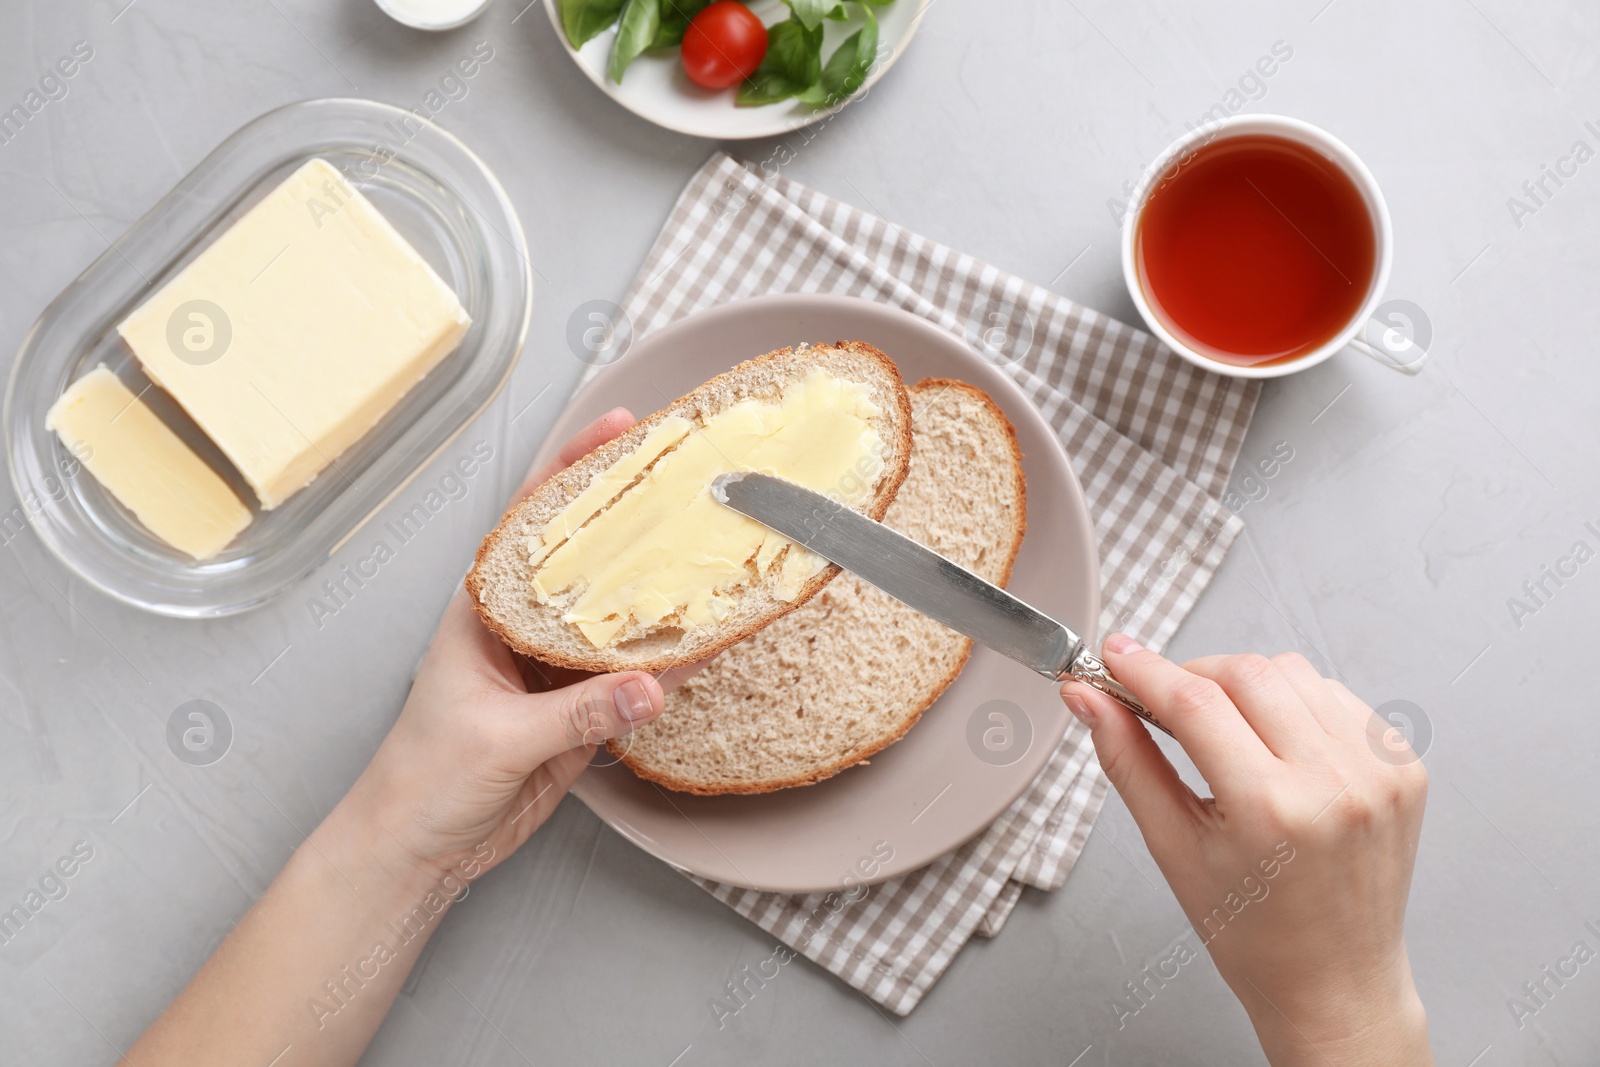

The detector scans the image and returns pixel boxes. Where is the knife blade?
[712,472,1168,736]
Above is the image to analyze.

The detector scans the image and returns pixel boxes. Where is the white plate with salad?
[544,0,931,140]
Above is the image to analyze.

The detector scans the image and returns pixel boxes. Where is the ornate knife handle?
[1062,650,1174,739]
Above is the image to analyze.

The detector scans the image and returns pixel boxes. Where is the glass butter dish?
[5,98,531,617]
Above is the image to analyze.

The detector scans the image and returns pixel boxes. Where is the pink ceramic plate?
[540,294,1099,893]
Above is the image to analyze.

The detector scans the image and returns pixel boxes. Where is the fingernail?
[1104,633,1143,656]
[614,679,658,723]
[1062,691,1096,727]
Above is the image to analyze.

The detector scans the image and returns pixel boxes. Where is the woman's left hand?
[344,407,665,885]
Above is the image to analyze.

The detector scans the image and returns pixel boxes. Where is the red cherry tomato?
[682,2,768,90]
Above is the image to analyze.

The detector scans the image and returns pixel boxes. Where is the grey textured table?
[3,1,1598,1064]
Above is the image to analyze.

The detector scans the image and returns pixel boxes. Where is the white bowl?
[542,0,932,140]
[374,0,492,32]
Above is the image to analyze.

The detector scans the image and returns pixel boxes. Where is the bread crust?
[466,341,913,673]
[611,377,1029,795]
[909,378,1029,589]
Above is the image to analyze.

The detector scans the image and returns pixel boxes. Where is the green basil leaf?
[824,3,850,19]
[736,17,823,106]
[796,5,877,106]
[653,0,713,47]
[784,0,830,31]
[608,0,661,82]
[559,0,627,48]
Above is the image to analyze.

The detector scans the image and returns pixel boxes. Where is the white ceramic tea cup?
[1120,114,1427,380]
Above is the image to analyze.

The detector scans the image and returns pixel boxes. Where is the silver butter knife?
[711,472,1169,737]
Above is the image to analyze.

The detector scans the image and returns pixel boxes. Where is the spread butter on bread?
[467,341,913,673]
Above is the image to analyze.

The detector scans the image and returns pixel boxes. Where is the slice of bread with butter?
[609,379,1027,794]
[467,341,913,673]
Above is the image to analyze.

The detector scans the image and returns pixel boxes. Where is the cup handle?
[1348,316,1429,375]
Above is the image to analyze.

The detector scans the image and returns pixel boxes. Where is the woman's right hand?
[1061,635,1432,1066]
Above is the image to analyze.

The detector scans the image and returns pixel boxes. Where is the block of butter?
[117,158,471,509]
[45,366,252,561]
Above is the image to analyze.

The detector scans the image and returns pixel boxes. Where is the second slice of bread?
[466,341,913,673]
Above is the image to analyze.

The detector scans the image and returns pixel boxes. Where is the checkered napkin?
[593,153,1259,1014]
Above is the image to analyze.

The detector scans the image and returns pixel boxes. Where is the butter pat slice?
[46,367,252,561]
[532,368,885,648]
[117,158,471,509]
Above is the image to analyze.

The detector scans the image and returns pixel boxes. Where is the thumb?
[519,671,664,769]
[1061,680,1201,852]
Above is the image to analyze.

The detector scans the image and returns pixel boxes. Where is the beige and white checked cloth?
[594,152,1259,1014]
